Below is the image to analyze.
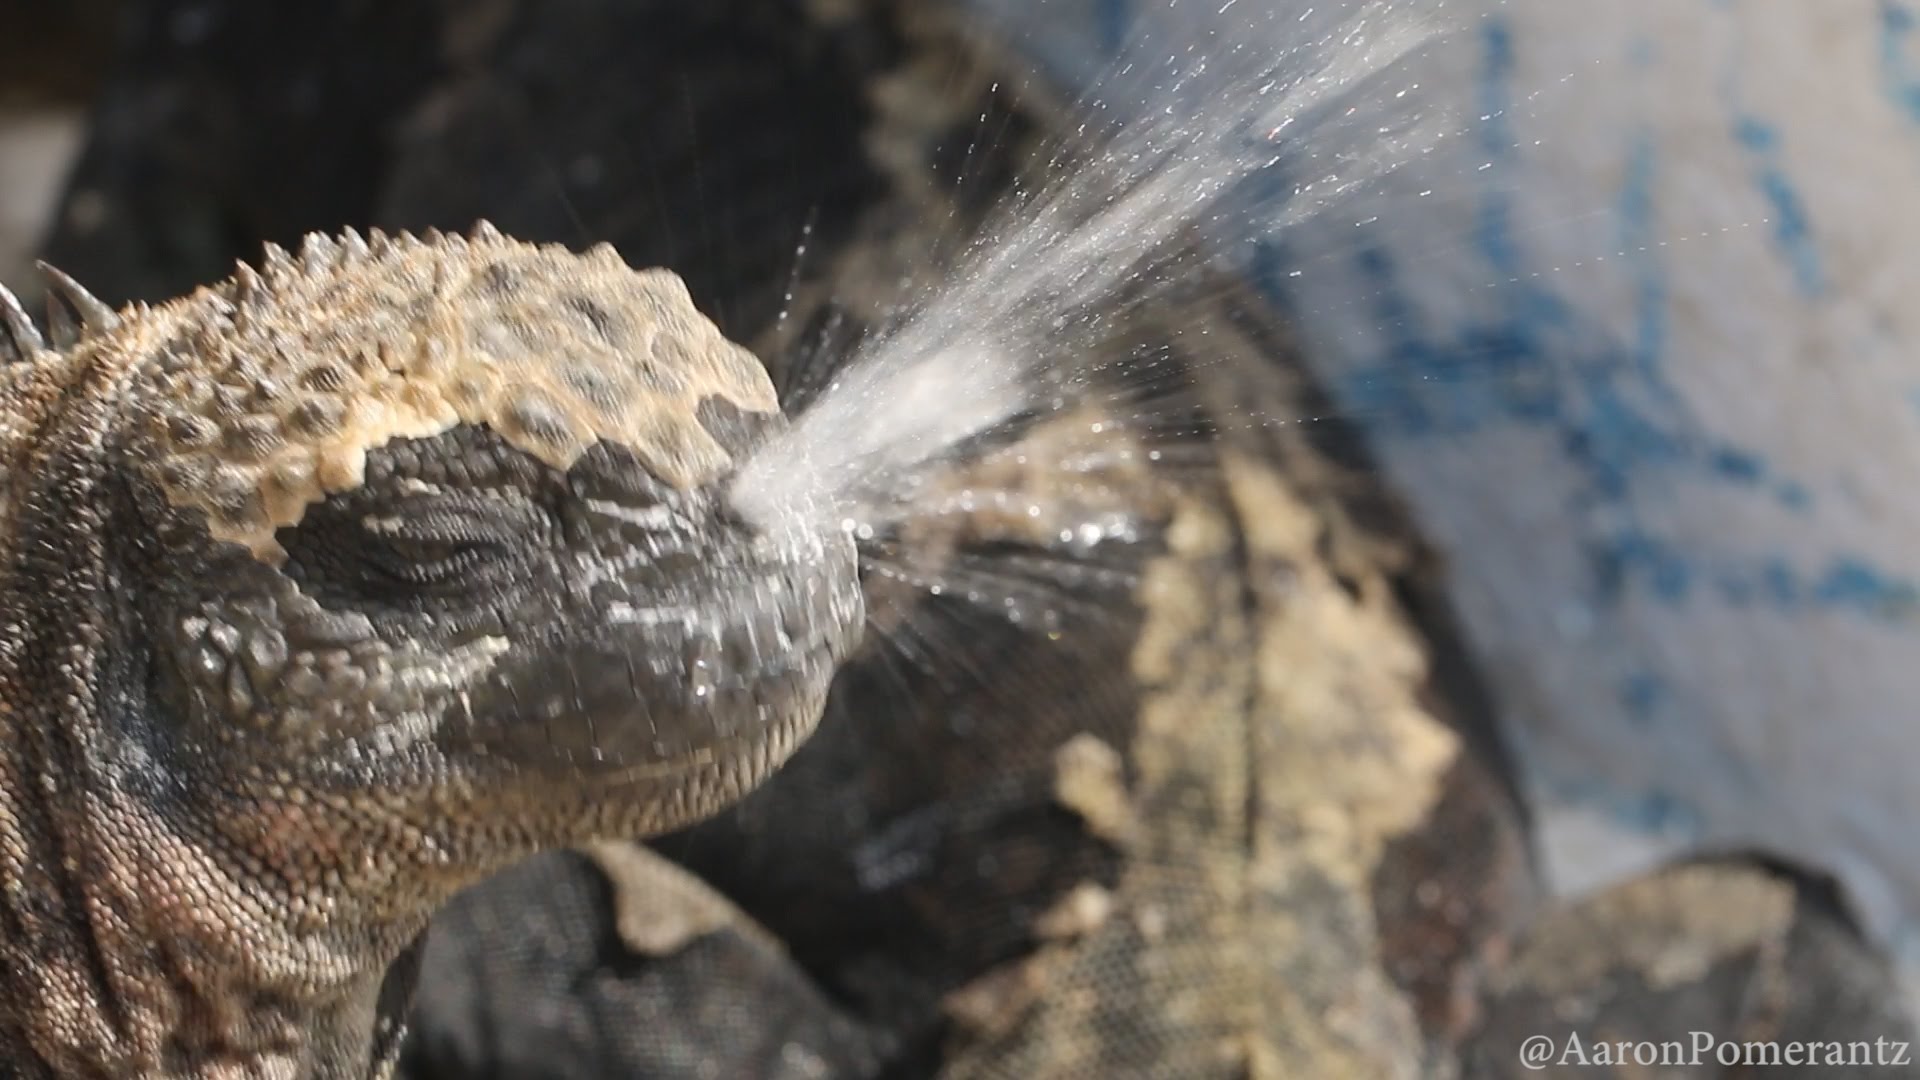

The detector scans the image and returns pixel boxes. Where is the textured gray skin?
[0,232,862,1077]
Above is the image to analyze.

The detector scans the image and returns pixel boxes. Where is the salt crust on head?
[127,225,778,562]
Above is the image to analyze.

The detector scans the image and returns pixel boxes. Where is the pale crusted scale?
[285,395,347,439]
[164,412,220,449]
[131,225,777,560]
[222,415,285,462]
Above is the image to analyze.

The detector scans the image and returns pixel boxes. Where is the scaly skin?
[0,225,862,1077]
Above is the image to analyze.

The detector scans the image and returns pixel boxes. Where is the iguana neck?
[0,381,404,1077]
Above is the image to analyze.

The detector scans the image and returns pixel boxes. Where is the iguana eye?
[358,530,502,591]
[351,492,546,594]
[277,480,551,609]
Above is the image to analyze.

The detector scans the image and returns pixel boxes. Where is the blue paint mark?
[1583,526,1920,622]
[1333,243,1576,436]
[1735,562,1789,608]
[1328,103,1812,510]
[1761,558,1801,607]
[1709,447,1764,484]
[1328,238,1838,613]
[1813,557,1920,616]
[1338,247,1444,436]
[1480,17,1517,131]
[1474,18,1523,278]
[1466,323,1564,423]
[1883,1,1920,124]
[1549,775,1705,842]
[1095,0,1134,57]
[1732,116,1779,153]
[1287,8,1855,624]
[1733,554,1919,617]
[1620,672,1668,724]
[1729,117,1824,296]
[1592,529,1694,604]
[1623,790,1704,836]
[1564,391,1688,500]
[1628,35,1659,69]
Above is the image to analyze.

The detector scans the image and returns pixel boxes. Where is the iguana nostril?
[712,487,758,536]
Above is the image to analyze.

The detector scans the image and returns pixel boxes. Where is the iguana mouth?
[522,561,861,769]
[434,451,865,782]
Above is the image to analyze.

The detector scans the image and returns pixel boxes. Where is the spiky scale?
[36,263,118,349]
[339,227,370,264]
[298,233,337,276]
[230,262,267,328]
[262,243,296,282]
[0,284,44,363]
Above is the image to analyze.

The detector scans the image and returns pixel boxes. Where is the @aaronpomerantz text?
[1517,1031,1912,1070]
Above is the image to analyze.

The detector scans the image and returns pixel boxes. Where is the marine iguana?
[0,226,863,1076]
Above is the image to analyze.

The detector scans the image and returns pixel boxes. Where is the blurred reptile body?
[10,0,1915,1077]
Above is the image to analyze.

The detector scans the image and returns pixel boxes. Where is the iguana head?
[121,224,861,845]
[0,224,861,1069]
